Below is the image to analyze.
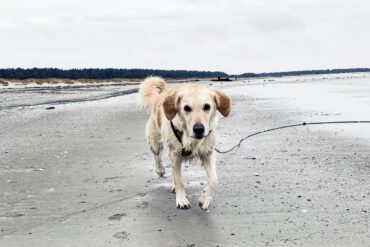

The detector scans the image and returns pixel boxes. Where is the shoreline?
[1,71,369,88]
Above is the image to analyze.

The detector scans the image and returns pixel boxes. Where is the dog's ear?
[163,89,180,120]
[212,89,231,117]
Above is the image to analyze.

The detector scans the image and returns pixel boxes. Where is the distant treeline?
[0,67,369,80]
[239,68,370,78]
[0,68,227,80]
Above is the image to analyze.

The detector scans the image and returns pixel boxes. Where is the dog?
[138,76,231,210]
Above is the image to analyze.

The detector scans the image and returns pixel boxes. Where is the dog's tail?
[138,76,166,112]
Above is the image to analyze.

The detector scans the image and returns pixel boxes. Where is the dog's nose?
[193,124,205,136]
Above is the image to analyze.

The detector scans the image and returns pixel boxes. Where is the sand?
[1,74,369,246]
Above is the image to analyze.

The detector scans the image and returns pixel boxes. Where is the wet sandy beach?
[1,74,370,246]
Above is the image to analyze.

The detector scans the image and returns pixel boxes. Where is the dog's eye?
[184,105,192,112]
[203,104,211,111]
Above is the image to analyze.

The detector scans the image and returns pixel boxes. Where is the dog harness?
[170,121,192,156]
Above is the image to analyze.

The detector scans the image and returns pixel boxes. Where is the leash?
[214,120,370,154]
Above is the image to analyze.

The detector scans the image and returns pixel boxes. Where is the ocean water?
[225,73,370,142]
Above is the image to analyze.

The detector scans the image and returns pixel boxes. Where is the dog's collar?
[170,121,192,156]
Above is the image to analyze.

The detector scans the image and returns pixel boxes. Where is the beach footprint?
[113,231,129,240]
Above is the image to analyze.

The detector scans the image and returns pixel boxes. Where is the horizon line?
[1,67,370,76]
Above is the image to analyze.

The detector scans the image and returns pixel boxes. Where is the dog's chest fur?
[164,122,216,159]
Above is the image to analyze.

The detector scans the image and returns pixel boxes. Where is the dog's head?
[163,84,231,140]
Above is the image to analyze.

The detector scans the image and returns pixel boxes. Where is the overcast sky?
[0,0,369,74]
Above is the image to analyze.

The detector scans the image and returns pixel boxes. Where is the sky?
[0,0,369,74]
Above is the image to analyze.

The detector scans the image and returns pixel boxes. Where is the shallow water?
[225,73,370,141]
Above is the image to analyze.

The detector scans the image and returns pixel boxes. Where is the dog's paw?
[198,196,212,211]
[171,185,176,193]
[176,194,191,209]
[155,165,165,177]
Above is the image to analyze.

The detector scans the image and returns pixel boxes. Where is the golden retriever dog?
[138,76,231,210]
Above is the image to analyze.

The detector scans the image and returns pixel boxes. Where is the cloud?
[0,0,369,73]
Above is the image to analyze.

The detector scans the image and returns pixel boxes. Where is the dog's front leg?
[170,154,190,209]
[199,151,218,211]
